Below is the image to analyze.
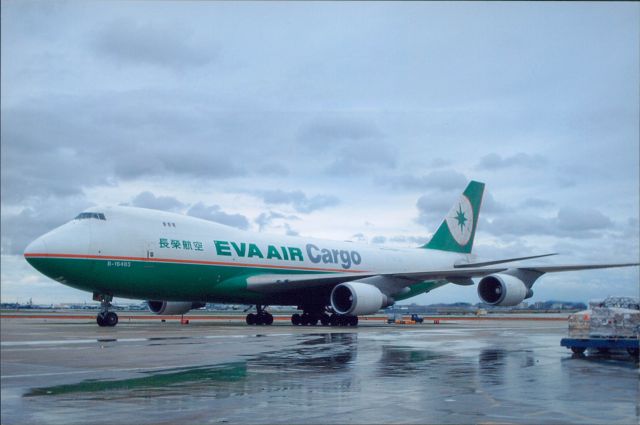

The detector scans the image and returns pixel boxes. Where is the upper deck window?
[75,212,106,221]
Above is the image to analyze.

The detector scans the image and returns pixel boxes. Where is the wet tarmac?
[1,318,638,424]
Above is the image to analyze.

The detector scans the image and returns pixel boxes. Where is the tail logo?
[445,195,473,246]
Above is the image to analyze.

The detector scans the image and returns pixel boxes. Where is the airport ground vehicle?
[561,337,639,357]
[561,297,639,359]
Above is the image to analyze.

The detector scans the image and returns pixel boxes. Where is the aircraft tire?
[96,314,106,327]
[571,347,586,354]
[264,313,274,325]
[246,313,257,325]
[320,314,330,326]
[349,316,358,326]
[291,313,301,326]
[105,312,118,327]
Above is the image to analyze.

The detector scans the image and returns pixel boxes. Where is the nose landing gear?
[94,293,118,327]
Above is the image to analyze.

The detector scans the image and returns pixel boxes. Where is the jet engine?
[330,281,391,316]
[477,274,532,306]
[147,301,206,315]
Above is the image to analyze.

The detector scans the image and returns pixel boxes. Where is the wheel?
[349,316,358,326]
[96,313,106,327]
[571,347,586,354]
[320,314,330,326]
[105,312,118,327]
[307,316,319,326]
[264,313,274,325]
[291,313,301,326]
[627,348,639,358]
[246,313,256,325]
[329,313,338,326]
[301,313,311,326]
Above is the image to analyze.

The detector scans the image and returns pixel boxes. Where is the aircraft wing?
[390,262,640,281]
[244,267,507,293]
[514,262,640,273]
[246,272,376,293]
[245,267,508,293]
[245,262,639,293]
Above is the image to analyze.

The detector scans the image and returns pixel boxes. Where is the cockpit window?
[75,212,106,221]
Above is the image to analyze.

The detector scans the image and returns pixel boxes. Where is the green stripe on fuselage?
[25,257,335,303]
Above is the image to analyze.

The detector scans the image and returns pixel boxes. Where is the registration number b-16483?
[107,261,131,268]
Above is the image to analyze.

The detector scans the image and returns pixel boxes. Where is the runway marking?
[1,338,147,347]
[0,332,300,348]
[1,326,563,349]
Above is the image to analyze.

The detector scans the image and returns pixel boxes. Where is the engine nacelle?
[330,281,390,316]
[147,301,205,315]
[477,274,531,306]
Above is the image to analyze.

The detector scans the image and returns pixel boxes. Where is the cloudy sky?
[2,1,638,306]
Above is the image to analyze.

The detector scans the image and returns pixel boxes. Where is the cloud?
[476,153,548,170]
[258,163,290,176]
[519,198,555,209]
[1,2,637,306]
[351,233,367,242]
[186,203,250,230]
[254,211,299,232]
[1,197,93,255]
[382,169,468,191]
[127,191,185,212]
[92,19,216,70]
[113,149,247,181]
[297,116,397,175]
[481,192,509,215]
[484,207,614,238]
[298,116,381,145]
[388,235,429,245]
[256,190,339,213]
[284,223,299,237]
[415,191,462,228]
[371,236,387,244]
[556,207,612,232]
[1,97,249,206]
[324,141,397,175]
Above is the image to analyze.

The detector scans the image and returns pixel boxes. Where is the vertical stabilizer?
[422,181,485,254]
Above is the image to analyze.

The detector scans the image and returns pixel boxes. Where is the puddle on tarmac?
[10,330,640,424]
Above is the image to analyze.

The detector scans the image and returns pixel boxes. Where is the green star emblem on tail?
[454,204,467,232]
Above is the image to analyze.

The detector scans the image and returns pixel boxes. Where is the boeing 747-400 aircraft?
[24,181,638,327]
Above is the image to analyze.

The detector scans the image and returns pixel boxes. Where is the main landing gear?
[245,304,274,325]
[291,307,358,327]
[94,293,118,327]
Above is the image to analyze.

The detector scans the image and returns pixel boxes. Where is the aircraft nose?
[24,236,48,260]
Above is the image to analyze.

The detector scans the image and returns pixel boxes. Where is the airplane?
[23,181,639,327]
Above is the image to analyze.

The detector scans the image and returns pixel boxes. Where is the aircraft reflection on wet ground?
[2,322,638,424]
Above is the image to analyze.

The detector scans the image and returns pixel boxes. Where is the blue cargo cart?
[561,337,639,357]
